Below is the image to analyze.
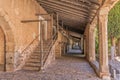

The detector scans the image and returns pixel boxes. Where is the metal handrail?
[42,33,58,66]
[44,33,57,47]
[16,32,58,70]
[15,34,40,70]
[21,35,40,54]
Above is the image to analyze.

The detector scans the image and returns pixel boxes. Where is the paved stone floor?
[0,56,101,80]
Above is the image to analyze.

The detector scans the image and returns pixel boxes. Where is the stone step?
[28,57,40,60]
[31,53,41,56]
[32,51,41,54]
[31,53,40,56]
[26,57,41,63]
[35,46,50,50]
[29,55,41,59]
[22,66,40,71]
[33,50,49,53]
[30,53,40,57]
[25,62,41,67]
[27,59,41,63]
[36,44,49,49]
[31,52,40,54]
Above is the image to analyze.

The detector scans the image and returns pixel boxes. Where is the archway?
[0,27,5,71]
[0,9,15,71]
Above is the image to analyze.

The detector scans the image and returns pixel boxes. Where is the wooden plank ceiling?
[36,0,100,34]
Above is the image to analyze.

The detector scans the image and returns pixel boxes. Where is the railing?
[59,26,69,39]
[41,33,58,69]
[15,35,40,70]
[15,31,58,71]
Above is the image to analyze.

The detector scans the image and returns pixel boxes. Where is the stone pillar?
[98,8,110,79]
[88,27,96,61]
[69,39,73,50]
[83,38,86,56]
[81,37,83,50]
[85,25,90,60]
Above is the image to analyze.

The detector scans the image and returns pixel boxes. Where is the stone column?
[83,38,86,56]
[88,27,96,61]
[85,25,90,60]
[98,8,110,79]
[81,37,83,50]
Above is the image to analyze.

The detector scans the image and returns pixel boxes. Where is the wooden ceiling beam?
[41,5,91,19]
[59,14,88,22]
[61,21,81,27]
[39,1,90,17]
[59,18,84,25]
[54,0,98,15]
[45,11,91,25]
[39,0,95,14]
[60,0,91,7]
[59,19,83,26]
[57,0,98,17]
[44,7,91,19]
[43,7,92,24]
[59,13,93,22]
[59,0,99,10]
[59,16,85,22]
[88,0,100,5]
[59,18,87,27]
[76,0,99,6]
[63,25,85,34]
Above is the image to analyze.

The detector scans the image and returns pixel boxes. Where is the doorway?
[0,10,15,71]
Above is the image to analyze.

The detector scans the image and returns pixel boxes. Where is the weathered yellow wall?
[55,32,68,58]
[0,0,48,51]
[0,27,4,65]
[0,0,52,71]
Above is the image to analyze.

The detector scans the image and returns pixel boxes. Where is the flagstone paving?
[0,56,101,80]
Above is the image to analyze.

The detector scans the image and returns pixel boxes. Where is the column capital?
[99,7,109,16]
[103,0,119,8]
[99,0,119,15]
[99,71,111,79]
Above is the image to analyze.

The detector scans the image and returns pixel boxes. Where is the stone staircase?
[22,40,50,71]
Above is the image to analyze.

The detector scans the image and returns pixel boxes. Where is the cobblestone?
[0,56,101,80]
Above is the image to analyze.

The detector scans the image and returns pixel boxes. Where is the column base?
[39,66,45,73]
[99,72,111,80]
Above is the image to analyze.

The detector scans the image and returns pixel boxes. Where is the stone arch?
[0,9,15,71]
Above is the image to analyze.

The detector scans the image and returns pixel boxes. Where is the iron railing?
[15,35,40,70]
[15,33,58,71]
[41,33,57,68]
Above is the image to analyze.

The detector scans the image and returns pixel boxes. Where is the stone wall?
[0,0,48,51]
[55,32,62,58]
[0,0,50,71]
[0,27,5,71]
[55,32,68,58]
